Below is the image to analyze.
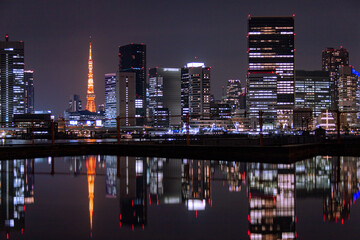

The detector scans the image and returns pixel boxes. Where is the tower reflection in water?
[1,155,360,237]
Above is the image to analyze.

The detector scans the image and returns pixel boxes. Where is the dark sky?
[0,0,359,116]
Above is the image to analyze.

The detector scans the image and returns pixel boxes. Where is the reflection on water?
[1,155,360,239]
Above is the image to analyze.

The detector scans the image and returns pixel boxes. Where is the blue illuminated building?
[0,35,25,123]
[104,73,117,127]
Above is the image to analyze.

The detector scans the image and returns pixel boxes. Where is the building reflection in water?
[0,159,34,238]
[148,158,182,205]
[182,159,212,212]
[296,156,360,223]
[247,162,296,240]
[219,161,246,192]
[117,156,147,229]
[1,155,360,237]
[105,156,117,198]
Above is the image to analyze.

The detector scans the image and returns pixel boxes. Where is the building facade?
[148,67,181,127]
[117,72,136,126]
[24,70,34,114]
[322,47,349,110]
[0,35,25,124]
[68,94,82,113]
[246,71,278,129]
[104,73,117,127]
[295,70,331,119]
[119,44,146,126]
[181,62,211,121]
[225,79,242,111]
[248,16,295,128]
[338,66,358,127]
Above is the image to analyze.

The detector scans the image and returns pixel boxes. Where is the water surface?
[1,155,359,239]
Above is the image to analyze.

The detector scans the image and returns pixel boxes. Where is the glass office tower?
[248,16,295,128]
[0,35,25,123]
[119,44,146,126]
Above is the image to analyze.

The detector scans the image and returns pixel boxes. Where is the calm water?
[1,155,360,239]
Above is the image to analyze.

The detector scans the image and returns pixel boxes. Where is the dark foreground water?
[1,155,359,239]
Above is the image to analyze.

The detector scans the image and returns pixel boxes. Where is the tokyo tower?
[86,37,96,112]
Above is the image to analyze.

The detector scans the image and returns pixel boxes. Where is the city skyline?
[1,0,359,116]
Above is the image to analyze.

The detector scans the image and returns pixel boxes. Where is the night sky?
[1,0,359,116]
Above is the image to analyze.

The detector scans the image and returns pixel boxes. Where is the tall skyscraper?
[225,79,242,111]
[86,39,96,112]
[119,44,146,126]
[117,72,136,126]
[295,70,331,118]
[338,66,358,127]
[0,35,25,123]
[24,70,34,114]
[68,94,82,112]
[248,16,295,128]
[247,71,278,128]
[149,67,181,127]
[181,62,211,120]
[322,47,349,110]
[104,73,117,127]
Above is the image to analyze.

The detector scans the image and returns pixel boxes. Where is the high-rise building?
[149,67,181,127]
[86,39,96,112]
[181,62,211,120]
[68,94,82,112]
[322,47,349,110]
[119,44,146,126]
[24,70,34,114]
[248,16,295,128]
[338,66,358,127]
[0,35,25,123]
[295,70,331,118]
[104,73,117,127]
[225,79,242,111]
[247,71,278,129]
[117,72,136,126]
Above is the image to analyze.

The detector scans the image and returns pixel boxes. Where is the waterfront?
[1,155,360,239]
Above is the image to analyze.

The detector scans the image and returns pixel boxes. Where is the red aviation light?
[295,216,297,223]
[196,210,198,218]
[295,231,297,238]
[149,194,151,205]
[120,214,122,220]
[21,228,24,234]
[342,219,344,225]
[119,222,122,228]
[132,224,134,231]
[6,233,9,239]
[248,215,251,222]
[293,14,295,17]
[142,224,144,230]
[323,214,325,222]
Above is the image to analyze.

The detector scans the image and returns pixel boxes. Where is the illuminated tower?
[86,156,96,234]
[86,38,96,112]
[248,16,295,128]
